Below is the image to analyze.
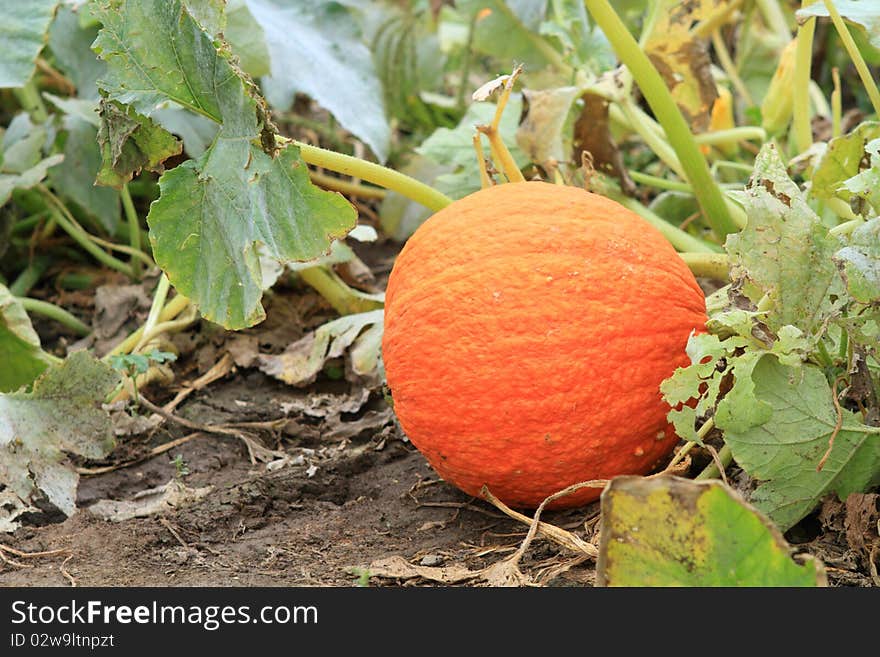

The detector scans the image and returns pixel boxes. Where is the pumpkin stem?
[476,66,526,183]
[473,133,494,189]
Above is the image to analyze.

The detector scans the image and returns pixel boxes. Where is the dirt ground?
[1,245,876,588]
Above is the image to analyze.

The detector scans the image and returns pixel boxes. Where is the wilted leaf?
[643,0,723,132]
[597,476,826,586]
[0,284,54,393]
[247,0,391,162]
[721,356,880,532]
[516,86,580,167]
[0,351,120,531]
[0,1,59,88]
[258,309,384,387]
[811,122,880,208]
[725,143,846,335]
[835,218,880,304]
[572,91,635,194]
[96,99,182,188]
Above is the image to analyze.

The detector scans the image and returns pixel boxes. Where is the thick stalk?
[121,184,142,280]
[8,256,50,297]
[585,0,739,238]
[290,139,452,211]
[616,196,722,254]
[135,275,170,352]
[297,266,384,316]
[309,171,387,200]
[694,127,766,146]
[695,443,733,480]
[823,0,880,118]
[678,253,730,281]
[793,15,816,154]
[16,297,91,336]
[13,79,49,123]
[105,294,190,359]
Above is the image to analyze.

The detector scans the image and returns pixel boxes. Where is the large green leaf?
[0,1,60,88]
[0,351,120,532]
[725,143,846,335]
[458,0,557,70]
[245,0,391,162]
[47,4,105,99]
[720,356,880,532]
[0,285,53,393]
[597,476,826,586]
[225,0,271,78]
[92,0,357,329]
[797,1,880,49]
[148,141,355,328]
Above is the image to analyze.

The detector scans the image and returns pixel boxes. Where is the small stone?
[420,554,443,567]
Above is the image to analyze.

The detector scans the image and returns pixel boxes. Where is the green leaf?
[597,476,826,586]
[151,105,218,159]
[0,351,120,531]
[148,141,356,329]
[47,5,106,99]
[417,94,527,200]
[725,143,846,335]
[0,113,64,207]
[47,115,120,233]
[42,93,100,126]
[834,218,880,303]
[225,0,271,78]
[246,0,391,162]
[96,99,182,188]
[0,284,53,393]
[457,0,558,70]
[0,0,59,88]
[721,356,880,532]
[839,137,880,216]
[797,0,880,49]
[811,121,880,208]
[93,0,357,328]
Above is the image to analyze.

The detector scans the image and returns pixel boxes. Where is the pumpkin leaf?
[0,351,120,532]
[725,143,846,336]
[597,475,826,586]
[811,122,880,210]
[796,1,880,49]
[0,0,59,88]
[0,284,54,393]
[720,356,880,532]
[834,218,880,304]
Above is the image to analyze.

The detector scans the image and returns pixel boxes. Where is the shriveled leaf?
[149,142,355,329]
[811,122,880,208]
[725,143,846,335]
[258,309,384,387]
[247,0,391,162]
[834,218,880,303]
[643,0,722,132]
[88,479,213,522]
[721,356,880,532]
[96,99,182,188]
[48,115,120,233]
[597,476,826,586]
[797,1,880,49]
[572,90,635,194]
[47,5,105,99]
[516,86,580,167]
[0,285,53,392]
[0,351,120,531]
[0,1,59,88]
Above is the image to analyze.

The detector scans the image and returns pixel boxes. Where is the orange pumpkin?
[382,181,707,509]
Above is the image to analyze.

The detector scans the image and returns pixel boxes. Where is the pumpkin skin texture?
[382,181,707,509]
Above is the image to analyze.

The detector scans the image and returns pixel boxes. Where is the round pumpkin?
[382,181,707,509]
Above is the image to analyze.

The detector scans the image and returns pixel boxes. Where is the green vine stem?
[695,443,733,480]
[8,256,50,297]
[13,79,49,123]
[297,266,384,316]
[615,196,722,254]
[628,170,692,193]
[678,252,730,281]
[121,183,142,280]
[711,30,755,107]
[16,296,91,336]
[39,187,135,278]
[822,0,880,118]
[309,171,387,200]
[287,138,452,211]
[105,293,190,359]
[135,274,170,352]
[754,0,792,41]
[694,127,766,146]
[793,13,816,155]
[831,67,842,138]
[585,0,739,239]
